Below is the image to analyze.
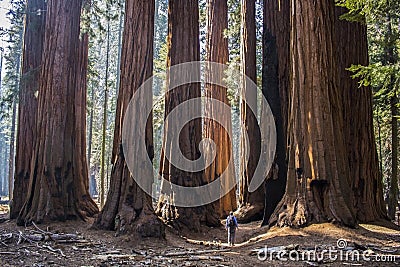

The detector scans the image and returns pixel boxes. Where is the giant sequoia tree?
[203,0,236,222]
[10,0,46,219]
[269,0,356,227]
[94,0,165,238]
[261,0,289,225]
[156,0,208,231]
[335,6,386,222]
[236,0,264,223]
[17,0,98,224]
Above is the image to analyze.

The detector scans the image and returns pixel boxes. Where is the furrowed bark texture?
[261,0,289,225]
[156,0,208,231]
[94,0,164,238]
[335,7,386,222]
[203,0,236,223]
[269,0,356,228]
[17,0,98,225]
[237,0,264,223]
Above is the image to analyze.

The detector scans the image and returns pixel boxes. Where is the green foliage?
[348,63,397,91]
[341,0,400,201]
[0,0,24,118]
[86,0,124,193]
[336,0,400,22]
[224,0,241,108]
[343,0,400,102]
[199,0,207,60]
[0,0,25,197]
[226,0,241,62]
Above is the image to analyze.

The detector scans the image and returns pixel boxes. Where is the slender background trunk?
[386,14,398,220]
[99,19,111,208]
[8,98,17,202]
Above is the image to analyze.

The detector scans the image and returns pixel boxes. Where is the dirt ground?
[1,205,400,267]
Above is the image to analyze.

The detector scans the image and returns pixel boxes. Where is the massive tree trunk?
[335,7,386,222]
[269,0,356,228]
[236,0,264,223]
[94,0,164,238]
[156,0,207,231]
[11,0,46,219]
[203,0,236,223]
[261,0,289,225]
[17,0,98,225]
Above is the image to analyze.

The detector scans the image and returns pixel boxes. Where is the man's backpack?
[228,216,235,228]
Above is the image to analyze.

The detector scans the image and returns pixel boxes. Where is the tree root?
[235,203,264,223]
[115,205,165,238]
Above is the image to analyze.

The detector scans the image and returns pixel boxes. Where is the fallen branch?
[0,251,15,255]
[20,233,81,243]
[18,231,37,244]
[0,233,13,245]
[40,244,66,257]
[91,254,135,260]
[56,239,89,244]
[188,255,224,261]
[23,248,41,257]
[163,248,229,257]
[32,221,53,235]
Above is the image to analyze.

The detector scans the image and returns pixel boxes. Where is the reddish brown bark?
[94,0,164,238]
[269,0,356,228]
[203,0,236,223]
[156,0,207,231]
[76,32,90,197]
[10,0,45,219]
[261,0,289,225]
[335,7,386,222]
[237,0,264,223]
[17,0,98,224]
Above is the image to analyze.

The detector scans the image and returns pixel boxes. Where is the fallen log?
[164,248,229,257]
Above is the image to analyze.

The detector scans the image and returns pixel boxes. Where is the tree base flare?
[269,191,357,229]
[156,196,221,231]
[235,203,264,223]
[17,198,98,226]
[115,207,165,238]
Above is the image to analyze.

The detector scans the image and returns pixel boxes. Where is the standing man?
[226,211,239,246]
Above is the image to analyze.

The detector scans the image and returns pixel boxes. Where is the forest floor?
[1,205,400,266]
